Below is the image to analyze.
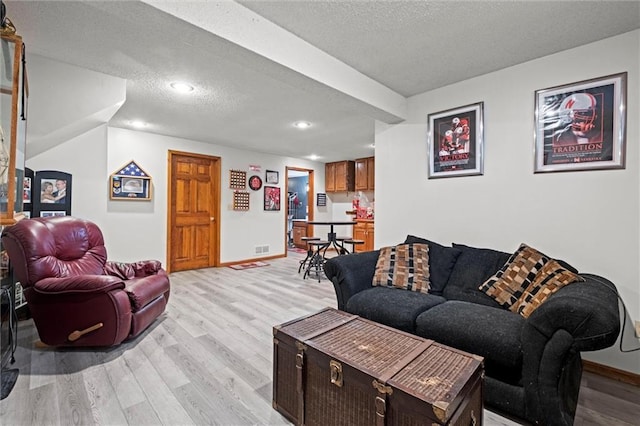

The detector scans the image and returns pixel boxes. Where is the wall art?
[534,72,626,173]
[427,102,484,179]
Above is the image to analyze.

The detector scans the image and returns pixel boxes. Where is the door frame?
[285,167,314,254]
[166,150,221,273]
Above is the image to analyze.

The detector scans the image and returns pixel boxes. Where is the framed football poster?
[534,73,627,173]
[427,102,484,179]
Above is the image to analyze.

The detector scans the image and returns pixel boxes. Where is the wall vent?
[255,245,270,254]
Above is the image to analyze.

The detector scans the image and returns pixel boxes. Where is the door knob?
[210,217,215,221]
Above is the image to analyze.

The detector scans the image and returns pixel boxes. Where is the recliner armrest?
[324,250,379,310]
[124,274,171,310]
[34,275,125,295]
[524,273,620,352]
[105,260,164,279]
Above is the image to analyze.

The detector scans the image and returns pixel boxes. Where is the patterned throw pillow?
[373,244,431,293]
[478,243,549,309]
[512,259,584,318]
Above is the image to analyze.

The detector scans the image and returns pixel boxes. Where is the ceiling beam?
[142,0,407,124]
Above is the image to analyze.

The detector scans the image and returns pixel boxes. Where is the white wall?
[375,30,640,374]
[27,127,330,265]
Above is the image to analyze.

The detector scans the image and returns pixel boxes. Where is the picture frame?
[21,167,34,218]
[534,72,627,173]
[32,170,72,218]
[110,160,152,200]
[264,186,280,211]
[248,175,263,191]
[265,170,279,184]
[22,176,31,203]
[427,102,484,179]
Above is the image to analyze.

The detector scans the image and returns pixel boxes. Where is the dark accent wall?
[288,176,308,219]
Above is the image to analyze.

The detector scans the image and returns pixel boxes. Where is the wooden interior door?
[168,151,220,272]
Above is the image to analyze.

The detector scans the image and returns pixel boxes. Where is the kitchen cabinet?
[325,161,354,192]
[292,221,309,249]
[353,220,374,253]
[355,157,375,191]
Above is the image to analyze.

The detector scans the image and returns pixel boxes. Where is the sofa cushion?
[513,259,584,318]
[373,243,431,293]
[444,243,511,307]
[403,235,462,295]
[346,287,446,333]
[415,301,525,385]
[479,243,549,309]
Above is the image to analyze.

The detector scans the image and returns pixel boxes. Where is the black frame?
[264,186,280,211]
[265,170,279,184]
[32,170,71,218]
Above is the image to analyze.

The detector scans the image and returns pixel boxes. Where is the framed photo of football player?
[427,102,484,179]
[534,72,626,173]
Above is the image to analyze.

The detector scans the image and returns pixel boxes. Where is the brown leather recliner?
[1,216,170,347]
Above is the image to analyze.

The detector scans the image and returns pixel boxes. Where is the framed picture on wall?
[427,102,484,179]
[265,170,279,184]
[264,186,280,211]
[534,72,627,173]
[109,160,152,200]
[32,170,72,218]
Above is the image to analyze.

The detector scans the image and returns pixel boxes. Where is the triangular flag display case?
[109,160,152,201]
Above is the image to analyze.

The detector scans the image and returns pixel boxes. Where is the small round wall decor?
[248,175,263,191]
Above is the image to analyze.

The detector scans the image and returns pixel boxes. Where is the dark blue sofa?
[323,236,620,425]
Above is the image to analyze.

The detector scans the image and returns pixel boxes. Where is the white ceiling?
[5,0,640,163]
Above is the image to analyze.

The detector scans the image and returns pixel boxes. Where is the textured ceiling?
[239,0,640,96]
[5,0,640,162]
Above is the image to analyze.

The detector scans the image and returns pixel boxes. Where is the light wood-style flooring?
[1,252,638,425]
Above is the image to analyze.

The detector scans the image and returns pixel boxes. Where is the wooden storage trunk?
[273,308,484,426]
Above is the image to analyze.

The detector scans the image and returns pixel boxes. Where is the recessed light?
[293,121,312,129]
[309,154,319,160]
[169,81,195,93]
[130,120,147,129]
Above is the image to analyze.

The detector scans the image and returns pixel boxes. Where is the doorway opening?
[285,167,314,253]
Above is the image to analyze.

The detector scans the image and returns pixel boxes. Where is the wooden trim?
[284,166,314,255]
[220,253,285,267]
[583,360,640,387]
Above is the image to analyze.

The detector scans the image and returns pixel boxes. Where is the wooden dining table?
[307,220,357,254]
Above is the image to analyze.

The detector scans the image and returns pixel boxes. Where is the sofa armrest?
[524,273,620,352]
[519,274,620,424]
[34,275,125,295]
[323,250,379,310]
[105,260,164,279]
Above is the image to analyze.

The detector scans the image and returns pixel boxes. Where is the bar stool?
[303,240,330,282]
[298,236,321,273]
[334,236,350,255]
[342,239,365,253]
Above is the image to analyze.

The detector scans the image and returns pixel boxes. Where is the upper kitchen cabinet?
[355,157,375,191]
[325,160,354,193]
